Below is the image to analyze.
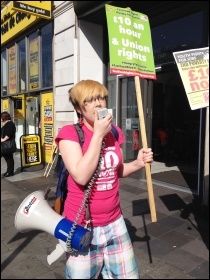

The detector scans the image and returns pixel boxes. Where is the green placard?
[105,4,156,79]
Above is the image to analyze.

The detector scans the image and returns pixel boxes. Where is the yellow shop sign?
[1,2,38,45]
[11,1,52,20]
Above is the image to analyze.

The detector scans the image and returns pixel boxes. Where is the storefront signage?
[1,99,9,112]
[125,118,139,130]
[105,4,156,79]
[20,134,42,168]
[41,92,54,163]
[8,45,16,94]
[12,1,52,20]
[1,2,38,45]
[29,37,39,90]
[173,47,209,110]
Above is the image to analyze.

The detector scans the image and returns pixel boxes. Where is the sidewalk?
[1,154,209,279]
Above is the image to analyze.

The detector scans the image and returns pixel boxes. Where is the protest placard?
[106,4,157,222]
[173,47,209,110]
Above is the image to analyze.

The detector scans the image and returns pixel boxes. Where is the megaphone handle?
[47,240,66,265]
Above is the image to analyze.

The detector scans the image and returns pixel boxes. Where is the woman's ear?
[76,109,81,116]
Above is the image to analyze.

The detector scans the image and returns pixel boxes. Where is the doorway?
[114,72,200,194]
[151,69,200,194]
[25,95,40,135]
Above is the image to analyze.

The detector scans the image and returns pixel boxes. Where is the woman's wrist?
[133,159,143,170]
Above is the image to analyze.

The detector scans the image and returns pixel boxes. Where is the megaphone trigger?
[47,239,67,265]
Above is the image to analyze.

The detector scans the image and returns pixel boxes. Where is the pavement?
[1,153,209,279]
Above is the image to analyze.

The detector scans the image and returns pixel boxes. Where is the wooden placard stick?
[134,76,157,222]
[44,146,58,177]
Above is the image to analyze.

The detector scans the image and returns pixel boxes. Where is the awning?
[72,1,110,17]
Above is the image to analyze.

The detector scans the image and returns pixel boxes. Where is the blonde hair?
[69,80,108,107]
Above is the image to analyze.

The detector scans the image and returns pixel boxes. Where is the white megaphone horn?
[14,191,91,265]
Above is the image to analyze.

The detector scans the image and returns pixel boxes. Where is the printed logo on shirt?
[96,147,119,191]
[96,183,113,191]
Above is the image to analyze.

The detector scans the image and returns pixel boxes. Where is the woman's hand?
[93,109,113,138]
[136,148,153,168]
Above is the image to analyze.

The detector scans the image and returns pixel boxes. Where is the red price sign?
[188,66,209,92]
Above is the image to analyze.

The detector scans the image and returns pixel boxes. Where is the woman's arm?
[118,146,153,178]
[59,132,104,186]
[1,135,9,142]
[1,122,15,142]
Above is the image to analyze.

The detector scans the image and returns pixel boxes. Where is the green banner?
[105,4,156,79]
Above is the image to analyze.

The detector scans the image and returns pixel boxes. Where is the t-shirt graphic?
[96,146,119,191]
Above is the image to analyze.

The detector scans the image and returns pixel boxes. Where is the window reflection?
[41,23,52,88]
[152,11,204,65]
[2,50,7,96]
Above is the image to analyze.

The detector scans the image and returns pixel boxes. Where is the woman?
[1,111,16,177]
[55,80,153,279]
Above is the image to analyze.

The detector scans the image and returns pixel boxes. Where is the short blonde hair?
[69,80,108,107]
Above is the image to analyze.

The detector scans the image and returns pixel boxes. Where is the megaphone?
[14,191,91,264]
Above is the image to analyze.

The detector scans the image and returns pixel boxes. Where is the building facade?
[1,1,209,214]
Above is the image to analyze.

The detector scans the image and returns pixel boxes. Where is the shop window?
[29,32,39,90]
[152,11,204,65]
[1,50,7,96]
[14,98,22,109]
[41,23,53,88]
[18,39,26,93]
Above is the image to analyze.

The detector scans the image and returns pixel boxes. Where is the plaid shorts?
[66,215,139,279]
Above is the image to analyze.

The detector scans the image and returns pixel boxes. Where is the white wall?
[53,1,75,134]
[79,20,103,82]
[53,2,104,134]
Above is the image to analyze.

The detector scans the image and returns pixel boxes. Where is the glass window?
[107,75,117,124]
[1,50,7,96]
[8,45,17,95]
[121,77,139,160]
[29,32,39,90]
[152,11,204,65]
[41,23,53,88]
[18,39,26,93]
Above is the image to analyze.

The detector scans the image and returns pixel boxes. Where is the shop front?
[1,1,53,160]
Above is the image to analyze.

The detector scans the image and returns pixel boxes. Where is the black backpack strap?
[74,123,118,144]
[111,125,119,141]
[73,123,91,224]
[73,123,84,146]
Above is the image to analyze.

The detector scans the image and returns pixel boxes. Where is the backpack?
[53,123,119,215]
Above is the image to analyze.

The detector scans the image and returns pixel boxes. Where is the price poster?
[1,98,9,112]
[173,47,209,110]
[41,92,54,163]
[29,37,39,90]
[8,45,16,94]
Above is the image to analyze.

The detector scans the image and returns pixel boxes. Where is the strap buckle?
[84,219,94,228]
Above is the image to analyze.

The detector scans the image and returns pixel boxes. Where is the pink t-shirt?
[55,124,125,227]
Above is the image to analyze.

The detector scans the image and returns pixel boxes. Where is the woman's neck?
[83,119,94,131]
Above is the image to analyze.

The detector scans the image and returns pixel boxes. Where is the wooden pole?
[134,76,157,222]
[44,146,58,177]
